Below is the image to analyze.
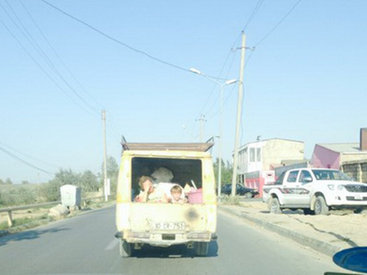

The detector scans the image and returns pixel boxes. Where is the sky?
[0,0,366,183]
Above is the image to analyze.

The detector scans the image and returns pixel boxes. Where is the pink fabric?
[311,145,340,169]
[188,189,202,203]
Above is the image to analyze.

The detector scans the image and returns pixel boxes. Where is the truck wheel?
[314,196,329,215]
[194,242,209,256]
[303,208,315,215]
[268,197,282,214]
[119,239,134,257]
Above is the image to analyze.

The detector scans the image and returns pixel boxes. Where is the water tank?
[60,185,81,207]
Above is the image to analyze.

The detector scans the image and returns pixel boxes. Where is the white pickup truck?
[263,168,367,215]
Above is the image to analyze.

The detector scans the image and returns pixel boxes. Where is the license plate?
[355,195,362,200]
[153,222,185,231]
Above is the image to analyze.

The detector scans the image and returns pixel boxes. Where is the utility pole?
[231,32,246,197]
[218,85,224,199]
[196,114,206,142]
[189,67,237,199]
[102,110,108,201]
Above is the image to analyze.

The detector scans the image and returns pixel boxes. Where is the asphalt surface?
[0,206,347,275]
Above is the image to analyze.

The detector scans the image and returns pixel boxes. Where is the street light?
[189,68,201,75]
[190,67,237,199]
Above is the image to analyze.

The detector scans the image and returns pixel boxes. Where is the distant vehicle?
[221,183,258,198]
[263,168,367,215]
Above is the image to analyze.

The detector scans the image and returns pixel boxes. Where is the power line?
[1,1,100,116]
[254,0,302,48]
[206,84,237,120]
[41,0,226,81]
[191,0,265,128]
[0,145,53,175]
[19,0,102,111]
[0,16,91,114]
[220,0,265,80]
[186,0,301,144]
[0,141,59,169]
[242,0,265,32]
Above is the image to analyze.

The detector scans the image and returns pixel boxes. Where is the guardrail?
[0,196,105,228]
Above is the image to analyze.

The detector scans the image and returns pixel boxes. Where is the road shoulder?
[219,201,367,257]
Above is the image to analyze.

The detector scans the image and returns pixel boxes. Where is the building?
[237,138,305,196]
[311,128,367,183]
[341,159,367,183]
[311,128,367,170]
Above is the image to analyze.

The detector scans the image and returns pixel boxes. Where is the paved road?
[0,206,347,275]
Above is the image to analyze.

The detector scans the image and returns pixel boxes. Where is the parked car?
[221,183,258,198]
[263,168,367,215]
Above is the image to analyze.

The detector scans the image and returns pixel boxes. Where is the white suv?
[263,168,367,215]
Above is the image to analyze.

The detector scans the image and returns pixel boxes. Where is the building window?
[249,148,255,162]
[256,148,261,162]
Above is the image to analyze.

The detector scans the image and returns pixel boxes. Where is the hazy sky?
[0,0,366,183]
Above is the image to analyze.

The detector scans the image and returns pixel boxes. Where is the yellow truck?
[115,141,217,257]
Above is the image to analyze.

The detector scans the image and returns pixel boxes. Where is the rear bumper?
[115,231,217,247]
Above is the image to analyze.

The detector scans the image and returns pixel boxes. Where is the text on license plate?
[153,222,186,231]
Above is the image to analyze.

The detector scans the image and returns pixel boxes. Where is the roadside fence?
[0,196,105,228]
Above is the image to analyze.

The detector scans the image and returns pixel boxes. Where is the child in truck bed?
[169,184,187,204]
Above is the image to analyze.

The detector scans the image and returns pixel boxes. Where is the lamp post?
[190,68,237,198]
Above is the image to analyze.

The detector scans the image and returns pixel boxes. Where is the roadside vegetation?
[213,159,233,186]
[0,198,114,233]
[0,156,119,208]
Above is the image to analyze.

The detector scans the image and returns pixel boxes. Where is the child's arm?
[135,190,148,202]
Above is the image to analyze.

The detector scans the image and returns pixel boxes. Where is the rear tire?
[194,242,209,256]
[314,196,329,215]
[268,197,282,214]
[119,239,134,257]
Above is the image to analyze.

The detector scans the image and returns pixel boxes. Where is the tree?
[38,169,80,202]
[80,170,99,192]
[107,156,119,178]
[101,156,119,194]
[53,169,79,186]
[5,178,13,185]
[213,158,233,186]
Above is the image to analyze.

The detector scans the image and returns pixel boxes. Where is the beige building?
[237,138,305,183]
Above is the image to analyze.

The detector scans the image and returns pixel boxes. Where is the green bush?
[0,156,120,207]
[0,184,39,207]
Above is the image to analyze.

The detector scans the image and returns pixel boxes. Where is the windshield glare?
[312,170,352,181]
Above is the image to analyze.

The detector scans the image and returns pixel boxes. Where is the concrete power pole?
[102,110,108,201]
[231,32,246,197]
[196,114,206,142]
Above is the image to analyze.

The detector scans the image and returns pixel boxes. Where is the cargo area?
[131,157,202,201]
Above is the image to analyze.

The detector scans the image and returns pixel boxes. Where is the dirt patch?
[236,201,367,248]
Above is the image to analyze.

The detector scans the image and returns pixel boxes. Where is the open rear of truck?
[115,142,217,257]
